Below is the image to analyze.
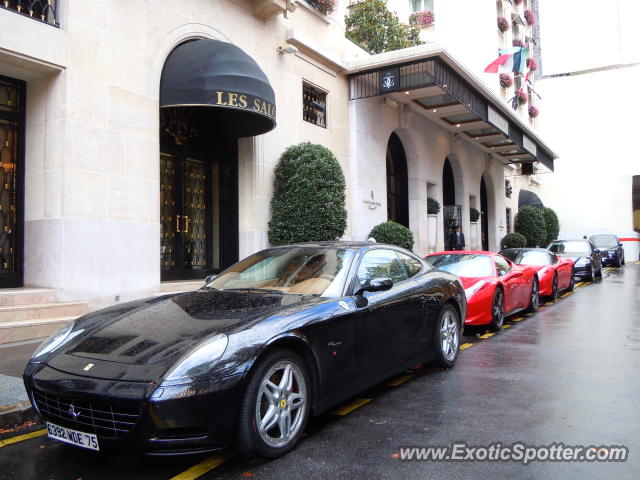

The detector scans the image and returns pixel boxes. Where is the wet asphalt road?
[1,263,639,479]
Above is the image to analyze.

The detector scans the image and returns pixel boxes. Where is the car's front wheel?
[488,288,504,332]
[549,273,558,301]
[526,277,539,313]
[237,349,311,458]
[433,304,460,368]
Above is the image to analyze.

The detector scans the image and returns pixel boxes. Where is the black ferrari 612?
[24,242,466,457]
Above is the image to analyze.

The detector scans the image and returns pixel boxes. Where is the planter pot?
[427,214,437,252]
[470,222,478,250]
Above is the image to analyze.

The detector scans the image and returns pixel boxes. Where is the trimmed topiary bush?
[368,221,414,251]
[427,197,440,215]
[542,207,560,245]
[501,232,527,249]
[515,206,547,247]
[470,207,480,222]
[268,142,347,245]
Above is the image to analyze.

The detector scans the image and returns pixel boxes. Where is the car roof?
[501,248,549,252]
[590,234,617,238]
[427,250,497,256]
[269,241,409,251]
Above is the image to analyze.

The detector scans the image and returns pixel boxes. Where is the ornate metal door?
[160,153,212,280]
[0,76,25,288]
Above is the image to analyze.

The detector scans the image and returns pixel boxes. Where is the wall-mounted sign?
[487,106,509,135]
[363,190,382,211]
[379,66,400,93]
[210,90,276,120]
[523,135,537,156]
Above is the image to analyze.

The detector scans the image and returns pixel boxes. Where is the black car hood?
[62,289,321,366]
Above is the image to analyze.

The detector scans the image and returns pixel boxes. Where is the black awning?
[518,189,544,210]
[160,39,276,137]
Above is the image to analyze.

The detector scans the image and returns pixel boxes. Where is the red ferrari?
[499,248,574,300]
[425,251,539,331]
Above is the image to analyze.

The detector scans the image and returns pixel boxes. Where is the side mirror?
[618,243,623,247]
[205,274,217,284]
[355,277,393,296]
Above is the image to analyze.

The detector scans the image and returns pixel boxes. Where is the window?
[303,83,327,128]
[356,249,407,287]
[397,252,423,278]
[411,0,433,12]
[505,180,512,198]
[494,255,511,276]
[506,207,511,234]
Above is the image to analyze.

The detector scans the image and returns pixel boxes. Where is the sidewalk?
[0,339,41,428]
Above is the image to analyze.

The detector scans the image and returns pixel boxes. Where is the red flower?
[499,73,513,88]
[524,9,537,26]
[528,105,539,118]
[497,16,509,33]
[517,90,528,105]
[526,57,537,71]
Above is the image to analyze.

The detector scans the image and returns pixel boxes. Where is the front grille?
[33,389,140,438]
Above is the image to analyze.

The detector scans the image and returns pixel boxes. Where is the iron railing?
[0,0,59,27]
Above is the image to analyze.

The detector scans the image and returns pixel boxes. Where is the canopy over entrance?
[160,39,276,138]
[518,189,544,210]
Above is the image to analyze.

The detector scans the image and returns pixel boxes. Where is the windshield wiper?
[225,288,286,294]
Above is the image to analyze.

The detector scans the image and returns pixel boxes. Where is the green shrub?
[268,142,347,245]
[501,232,527,249]
[368,221,414,251]
[514,206,547,247]
[542,207,560,245]
[427,197,440,215]
[470,207,480,222]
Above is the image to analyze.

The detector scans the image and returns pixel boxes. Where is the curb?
[0,401,38,429]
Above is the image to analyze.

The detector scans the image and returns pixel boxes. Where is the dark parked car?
[589,234,625,267]
[24,242,466,458]
[547,239,602,281]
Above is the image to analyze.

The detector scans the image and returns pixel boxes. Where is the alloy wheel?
[530,279,539,309]
[255,360,307,448]
[551,274,558,300]
[492,290,504,328]
[440,309,459,362]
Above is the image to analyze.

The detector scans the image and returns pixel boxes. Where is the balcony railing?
[0,0,59,27]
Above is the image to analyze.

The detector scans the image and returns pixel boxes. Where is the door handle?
[183,216,190,233]
[176,215,181,233]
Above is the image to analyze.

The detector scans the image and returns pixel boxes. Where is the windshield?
[504,250,551,266]
[548,241,590,254]
[426,254,494,277]
[207,247,355,297]
[590,236,617,248]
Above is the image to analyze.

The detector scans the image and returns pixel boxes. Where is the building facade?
[534,0,640,260]
[0,0,555,309]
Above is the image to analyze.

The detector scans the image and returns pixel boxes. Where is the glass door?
[0,76,25,288]
[160,153,213,280]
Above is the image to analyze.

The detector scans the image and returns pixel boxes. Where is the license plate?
[47,422,99,451]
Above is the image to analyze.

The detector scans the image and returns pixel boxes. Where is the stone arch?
[480,165,499,251]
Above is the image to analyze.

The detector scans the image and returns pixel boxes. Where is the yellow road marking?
[459,343,474,350]
[512,317,524,322]
[575,282,585,287]
[333,397,371,416]
[0,429,47,448]
[386,374,415,387]
[479,332,494,339]
[561,292,571,297]
[635,261,640,265]
[170,451,236,480]
[502,324,511,329]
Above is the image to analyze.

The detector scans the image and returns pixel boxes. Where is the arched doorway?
[159,39,276,280]
[480,176,489,251]
[386,133,408,227]
[442,158,460,248]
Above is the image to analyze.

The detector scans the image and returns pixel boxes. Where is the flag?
[484,47,520,73]
[512,47,529,74]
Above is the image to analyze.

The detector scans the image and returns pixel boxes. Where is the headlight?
[31,322,82,360]
[575,257,589,266]
[161,333,228,385]
[464,281,487,300]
